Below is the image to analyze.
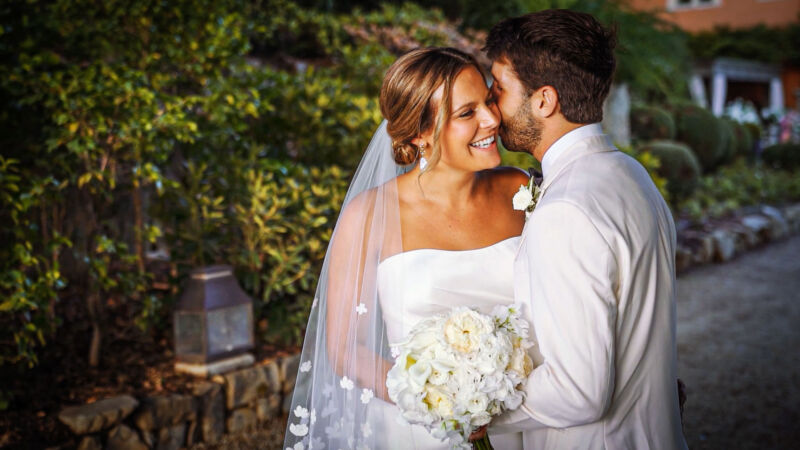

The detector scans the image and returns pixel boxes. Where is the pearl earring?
[419,143,428,171]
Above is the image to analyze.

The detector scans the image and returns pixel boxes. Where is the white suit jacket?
[492,132,688,449]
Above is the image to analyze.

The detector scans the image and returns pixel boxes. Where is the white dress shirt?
[540,123,604,177]
[492,130,688,449]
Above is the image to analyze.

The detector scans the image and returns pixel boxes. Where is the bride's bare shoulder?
[337,180,398,223]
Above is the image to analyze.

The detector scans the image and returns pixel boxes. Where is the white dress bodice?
[377,236,520,343]
[371,236,523,450]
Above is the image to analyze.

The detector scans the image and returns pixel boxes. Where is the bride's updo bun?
[380,47,485,170]
[391,141,420,166]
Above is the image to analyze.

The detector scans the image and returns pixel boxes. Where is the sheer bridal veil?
[284,120,412,449]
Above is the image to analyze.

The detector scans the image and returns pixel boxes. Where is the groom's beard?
[499,99,542,154]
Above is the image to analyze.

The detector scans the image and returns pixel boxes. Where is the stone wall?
[58,355,299,450]
[675,204,800,273]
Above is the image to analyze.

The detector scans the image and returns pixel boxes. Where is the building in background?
[630,0,800,32]
[629,0,800,119]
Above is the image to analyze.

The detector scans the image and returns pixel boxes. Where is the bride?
[284,47,531,450]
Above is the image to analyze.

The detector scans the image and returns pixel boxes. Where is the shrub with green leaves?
[744,122,763,146]
[681,159,800,222]
[630,105,676,141]
[726,119,754,158]
[716,118,738,168]
[0,157,71,370]
[762,143,800,170]
[151,157,350,345]
[674,104,725,173]
[619,145,670,203]
[0,0,466,374]
[636,140,701,204]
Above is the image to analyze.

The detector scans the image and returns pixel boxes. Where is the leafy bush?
[0,157,70,370]
[762,143,800,170]
[636,140,701,204]
[744,122,762,146]
[0,0,471,376]
[619,145,670,203]
[689,24,800,66]
[726,119,754,159]
[630,105,676,141]
[716,118,737,168]
[150,156,350,345]
[673,104,725,173]
[681,159,800,222]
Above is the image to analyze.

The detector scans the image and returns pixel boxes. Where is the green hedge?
[727,119,754,158]
[716,118,737,168]
[674,104,725,173]
[636,140,701,204]
[762,143,800,170]
[682,159,800,222]
[630,105,676,141]
[0,0,455,382]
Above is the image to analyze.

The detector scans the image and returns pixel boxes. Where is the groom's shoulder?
[485,166,530,189]
[564,147,645,185]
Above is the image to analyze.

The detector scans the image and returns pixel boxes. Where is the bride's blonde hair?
[380,47,486,170]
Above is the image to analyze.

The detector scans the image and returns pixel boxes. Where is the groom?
[484,10,688,449]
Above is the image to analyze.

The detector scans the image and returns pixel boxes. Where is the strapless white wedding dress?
[370,236,523,450]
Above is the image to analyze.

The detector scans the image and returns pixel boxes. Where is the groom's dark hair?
[484,9,616,124]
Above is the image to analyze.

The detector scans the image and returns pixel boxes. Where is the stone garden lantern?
[174,265,255,377]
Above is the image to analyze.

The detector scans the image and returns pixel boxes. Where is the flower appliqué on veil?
[512,177,542,219]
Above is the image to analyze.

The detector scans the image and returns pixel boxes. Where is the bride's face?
[434,67,501,172]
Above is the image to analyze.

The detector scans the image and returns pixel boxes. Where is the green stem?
[472,434,493,450]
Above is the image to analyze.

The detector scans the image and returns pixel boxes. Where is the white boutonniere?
[512,177,541,219]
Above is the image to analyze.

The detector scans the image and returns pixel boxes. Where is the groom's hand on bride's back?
[469,425,487,441]
[678,378,687,422]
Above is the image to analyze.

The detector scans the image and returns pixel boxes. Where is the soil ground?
[676,234,800,449]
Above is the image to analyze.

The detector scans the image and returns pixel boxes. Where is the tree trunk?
[133,182,145,275]
[87,293,102,367]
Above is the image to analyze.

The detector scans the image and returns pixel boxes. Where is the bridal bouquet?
[386,305,534,450]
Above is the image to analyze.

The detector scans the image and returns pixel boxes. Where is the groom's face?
[490,59,542,154]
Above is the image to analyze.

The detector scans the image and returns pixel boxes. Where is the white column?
[769,77,784,112]
[601,83,630,147]
[711,72,727,116]
[689,74,708,108]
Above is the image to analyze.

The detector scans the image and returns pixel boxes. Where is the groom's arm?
[515,200,618,429]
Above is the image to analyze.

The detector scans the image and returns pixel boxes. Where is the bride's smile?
[435,65,501,172]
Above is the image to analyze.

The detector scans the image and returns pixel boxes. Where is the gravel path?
[676,234,800,449]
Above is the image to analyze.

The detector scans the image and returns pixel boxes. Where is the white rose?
[470,411,492,427]
[444,308,493,353]
[466,393,489,414]
[508,346,534,377]
[512,185,533,211]
[424,385,455,418]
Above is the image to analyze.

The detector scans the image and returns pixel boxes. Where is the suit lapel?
[515,134,617,256]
